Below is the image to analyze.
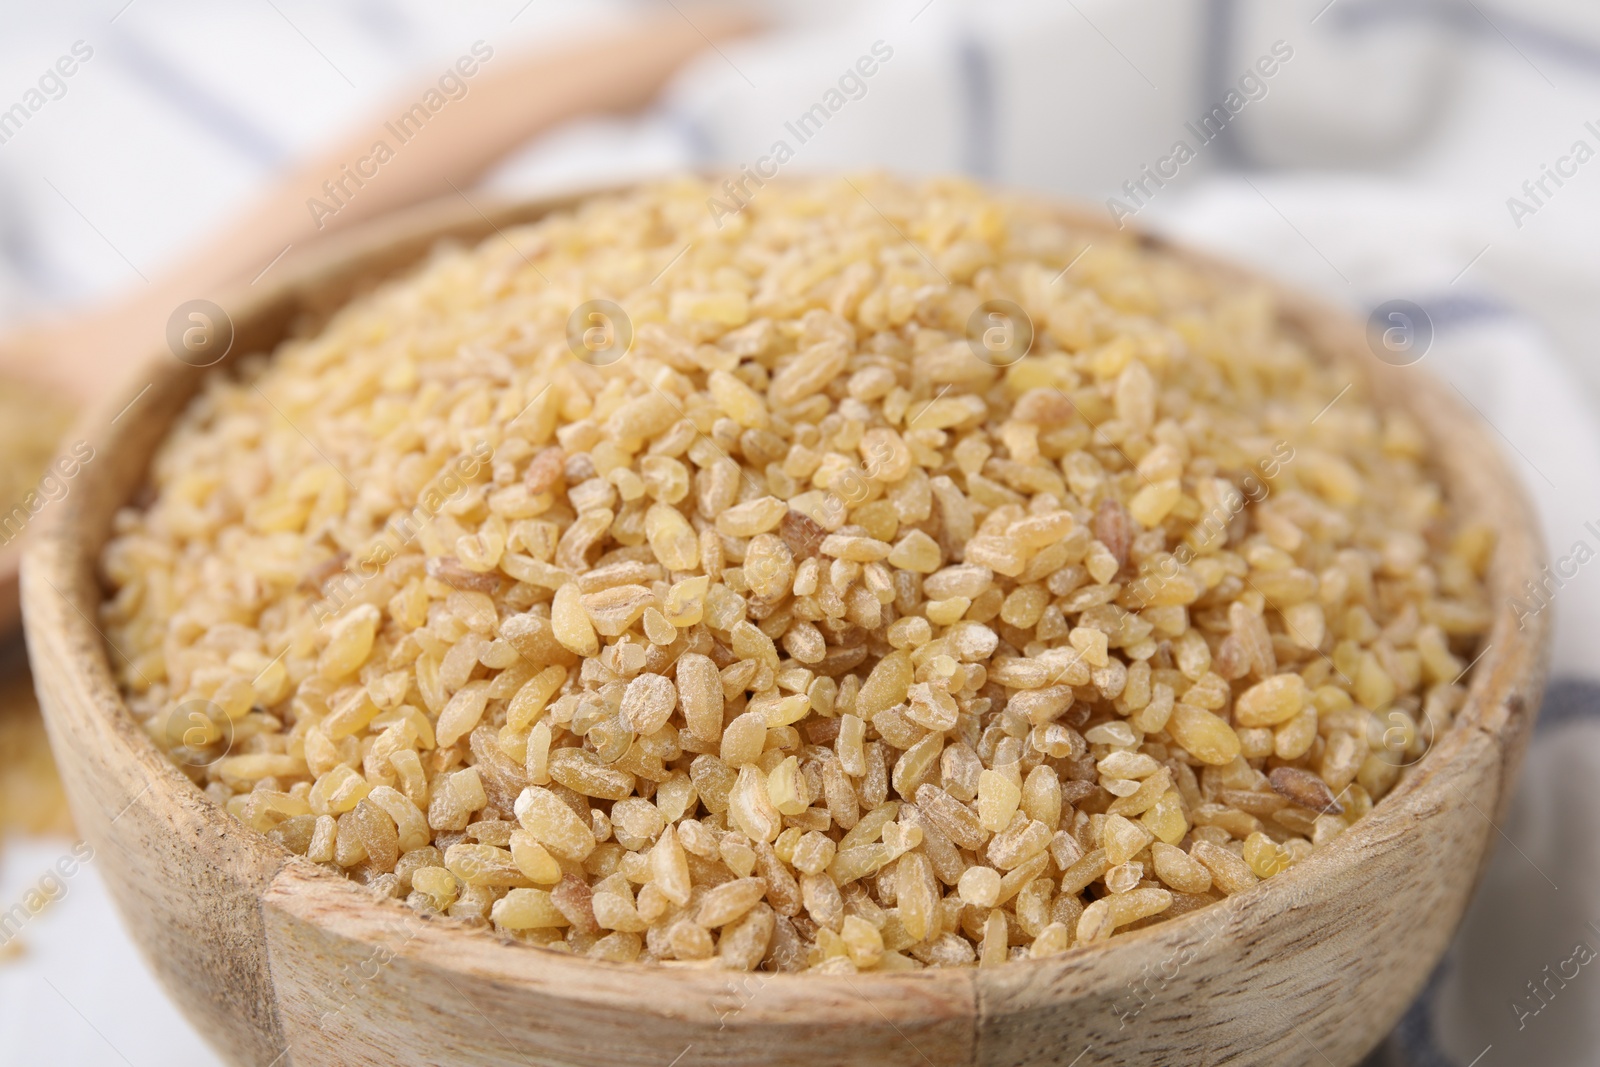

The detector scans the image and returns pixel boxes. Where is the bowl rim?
[21,176,1550,1004]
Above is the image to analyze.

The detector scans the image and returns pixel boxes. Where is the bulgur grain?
[100,176,1492,971]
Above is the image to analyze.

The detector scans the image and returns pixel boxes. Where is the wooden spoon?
[0,7,756,633]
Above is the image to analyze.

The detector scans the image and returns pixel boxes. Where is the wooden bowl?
[22,187,1549,1067]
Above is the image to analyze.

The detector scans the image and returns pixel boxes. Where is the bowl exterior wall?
[23,366,291,1066]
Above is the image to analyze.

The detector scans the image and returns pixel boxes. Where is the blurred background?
[2,1,1599,1064]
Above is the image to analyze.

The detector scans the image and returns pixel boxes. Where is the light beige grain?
[100,175,1493,972]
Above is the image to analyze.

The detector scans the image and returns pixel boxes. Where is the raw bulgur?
[99,175,1493,971]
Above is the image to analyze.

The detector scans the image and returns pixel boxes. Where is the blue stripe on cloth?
[1199,0,1244,167]
[1330,0,1600,80]
[1409,293,1519,332]
[661,104,716,169]
[956,30,995,180]
[1531,677,1600,735]
[106,24,289,169]
[1356,293,1518,344]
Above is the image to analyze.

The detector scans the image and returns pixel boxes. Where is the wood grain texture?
[263,861,975,1067]
[21,187,1549,1067]
[0,543,19,636]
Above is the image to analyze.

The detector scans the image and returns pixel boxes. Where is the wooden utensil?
[22,187,1549,1067]
[0,6,756,634]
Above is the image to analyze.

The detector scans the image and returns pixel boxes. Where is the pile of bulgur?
[99,175,1493,972]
